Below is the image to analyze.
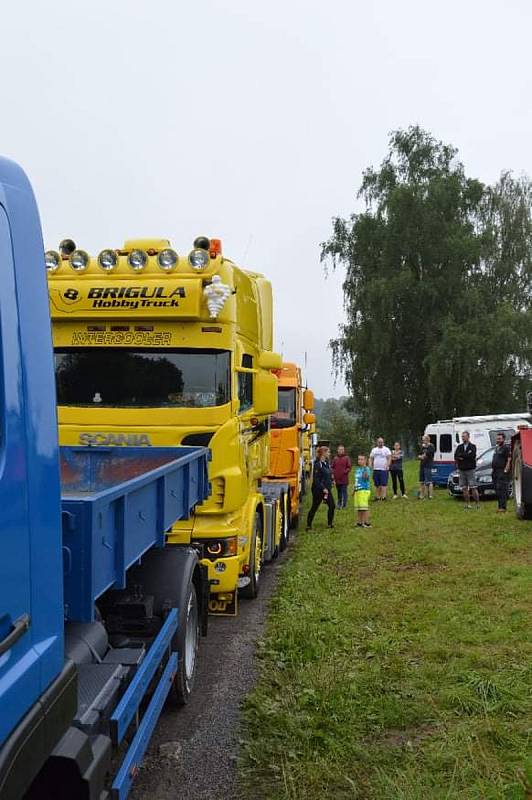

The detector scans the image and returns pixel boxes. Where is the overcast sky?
[2,0,531,397]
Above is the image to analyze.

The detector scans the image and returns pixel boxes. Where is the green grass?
[237,461,532,799]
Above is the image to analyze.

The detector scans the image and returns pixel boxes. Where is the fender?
[126,546,208,641]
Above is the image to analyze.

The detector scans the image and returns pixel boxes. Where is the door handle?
[0,613,30,656]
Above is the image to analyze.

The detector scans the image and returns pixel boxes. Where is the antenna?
[304,350,308,388]
[242,234,254,264]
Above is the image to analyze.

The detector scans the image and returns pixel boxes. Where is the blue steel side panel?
[0,160,64,747]
[60,447,210,622]
[109,610,178,744]
[429,463,455,486]
[111,653,178,800]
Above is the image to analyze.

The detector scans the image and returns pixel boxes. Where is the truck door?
[0,205,38,744]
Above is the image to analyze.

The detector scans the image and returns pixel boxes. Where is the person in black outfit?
[492,432,512,512]
[306,446,335,530]
[454,431,480,508]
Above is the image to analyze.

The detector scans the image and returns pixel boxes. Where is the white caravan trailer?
[424,413,531,485]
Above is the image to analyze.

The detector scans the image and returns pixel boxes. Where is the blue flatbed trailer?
[0,158,211,800]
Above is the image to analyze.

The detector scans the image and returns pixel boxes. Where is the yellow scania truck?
[46,236,282,617]
[263,363,315,533]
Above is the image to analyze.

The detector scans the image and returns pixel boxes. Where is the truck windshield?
[271,387,296,428]
[54,348,231,408]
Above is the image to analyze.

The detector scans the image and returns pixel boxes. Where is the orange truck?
[262,363,315,536]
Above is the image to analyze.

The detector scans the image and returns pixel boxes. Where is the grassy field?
[237,461,531,800]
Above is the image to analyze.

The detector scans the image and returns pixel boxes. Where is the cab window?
[238,354,253,412]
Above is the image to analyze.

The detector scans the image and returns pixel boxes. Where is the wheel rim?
[282,497,289,542]
[514,451,522,508]
[184,590,199,684]
[254,523,262,584]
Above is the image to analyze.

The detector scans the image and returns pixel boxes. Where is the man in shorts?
[454,430,480,509]
[418,434,435,499]
[369,436,391,500]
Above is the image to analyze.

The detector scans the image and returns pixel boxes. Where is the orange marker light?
[209,238,222,258]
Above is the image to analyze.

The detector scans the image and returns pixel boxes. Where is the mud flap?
[208,592,238,616]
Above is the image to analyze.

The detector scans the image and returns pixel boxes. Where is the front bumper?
[202,554,240,594]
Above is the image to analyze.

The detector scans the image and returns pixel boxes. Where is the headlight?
[188,248,210,270]
[157,248,178,271]
[127,249,147,271]
[45,250,61,272]
[98,249,118,272]
[478,475,492,484]
[69,249,89,271]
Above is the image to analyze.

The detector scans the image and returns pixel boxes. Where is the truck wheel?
[240,512,263,599]
[513,441,532,519]
[290,512,299,530]
[280,494,290,551]
[172,582,200,705]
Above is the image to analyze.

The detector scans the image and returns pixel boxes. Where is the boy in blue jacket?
[354,454,372,528]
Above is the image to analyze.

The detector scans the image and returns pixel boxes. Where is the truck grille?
[211,477,225,508]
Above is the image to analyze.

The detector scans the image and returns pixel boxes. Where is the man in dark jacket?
[454,431,480,509]
[306,446,335,530]
[491,432,511,512]
[331,444,351,509]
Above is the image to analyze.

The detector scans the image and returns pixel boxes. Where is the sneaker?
[496,508,507,513]
[363,522,372,528]
[464,505,471,510]
[327,525,334,529]
[393,495,398,500]
[402,494,408,499]
[373,497,380,503]
[356,522,364,528]
[428,495,433,500]
[305,526,312,531]
[381,497,387,501]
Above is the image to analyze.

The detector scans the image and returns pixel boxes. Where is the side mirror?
[253,371,278,415]
[258,351,282,370]
[303,412,316,425]
[303,389,314,411]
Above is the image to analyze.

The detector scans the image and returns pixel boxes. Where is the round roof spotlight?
[59,238,76,256]
[69,249,90,272]
[193,236,210,251]
[98,249,118,272]
[188,248,210,271]
[45,250,61,272]
[157,248,178,271]
[127,249,147,271]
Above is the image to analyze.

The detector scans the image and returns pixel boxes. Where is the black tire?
[172,582,200,705]
[290,512,300,530]
[240,512,263,599]
[280,493,290,551]
[513,441,532,519]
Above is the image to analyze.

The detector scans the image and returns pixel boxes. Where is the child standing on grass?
[354,454,372,528]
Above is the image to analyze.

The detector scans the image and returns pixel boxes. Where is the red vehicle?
[512,392,532,519]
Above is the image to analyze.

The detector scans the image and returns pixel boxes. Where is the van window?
[439,434,452,453]
[489,429,513,445]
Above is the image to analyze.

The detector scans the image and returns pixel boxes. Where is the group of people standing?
[305,429,513,531]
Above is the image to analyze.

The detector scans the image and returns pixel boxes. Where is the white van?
[424,413,531,486]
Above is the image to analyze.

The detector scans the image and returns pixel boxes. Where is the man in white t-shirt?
[369,437,392,500]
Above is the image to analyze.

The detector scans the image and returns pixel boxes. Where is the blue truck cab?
[0,159,210,800]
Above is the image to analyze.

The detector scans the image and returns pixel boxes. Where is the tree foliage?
[321,126,532,443]
[315,397,371,457]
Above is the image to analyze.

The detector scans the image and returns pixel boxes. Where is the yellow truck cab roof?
[46,237,275,352]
